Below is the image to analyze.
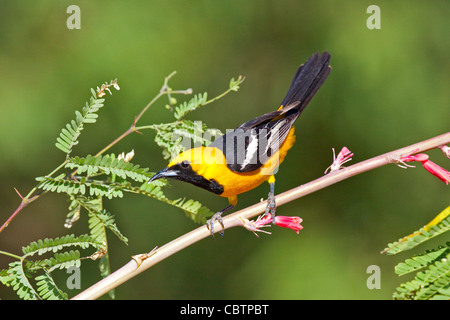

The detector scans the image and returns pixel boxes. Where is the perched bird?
[149,52,332,236]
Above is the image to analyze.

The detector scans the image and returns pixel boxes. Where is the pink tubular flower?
[324,147,354,174]
[274,216,304,234]
[400,153,450,185]
[421,160,450,185]
[241,213,303,236]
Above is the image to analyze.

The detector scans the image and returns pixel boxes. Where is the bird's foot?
[206,212,224,238]
[264,191,276,223]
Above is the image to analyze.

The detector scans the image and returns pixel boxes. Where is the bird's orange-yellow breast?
[170,127,296,198]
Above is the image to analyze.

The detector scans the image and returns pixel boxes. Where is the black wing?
[209,52,331,173]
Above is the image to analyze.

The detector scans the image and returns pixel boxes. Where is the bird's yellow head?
[147,147,225,195]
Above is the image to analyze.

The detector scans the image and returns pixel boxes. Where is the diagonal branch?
[72,131,450,300]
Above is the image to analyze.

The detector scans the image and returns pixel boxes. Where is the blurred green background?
[0,1,448,300]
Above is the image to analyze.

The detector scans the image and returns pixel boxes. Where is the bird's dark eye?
[180,160,190,169]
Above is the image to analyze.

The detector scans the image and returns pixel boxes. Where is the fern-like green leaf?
[44,250,81,272]
[66,154,153,182]
[6,261,38,300]
[382,206,450,254]
[22,234,102,258]
[174,92,208,120]
[133,182,214,223]
[55,89,105,157]
[88,210,128,245]
[171,198,214,224]
[393,250,450,300]
[75,195,113,299]
[35,175,133,200]
[115,181,214,223]
[394,245,450,276]
[0,268,14,286]
[122,181,169,205]
[36,174,85,195]
[430,286,450,300]
[88,182,124,199]
[35,271,68,300]
[36,155,168,200]
[70,195,126,245]
[414,257,450,300]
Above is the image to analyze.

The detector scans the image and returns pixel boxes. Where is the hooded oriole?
[149,52,332,235]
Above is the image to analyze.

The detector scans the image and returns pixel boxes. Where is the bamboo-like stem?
[72,131,450,300]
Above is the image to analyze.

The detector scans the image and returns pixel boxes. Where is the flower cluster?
[324,147,354,174]
[96,78,120,97]
[118,149,135,162]
[241,213,303,237]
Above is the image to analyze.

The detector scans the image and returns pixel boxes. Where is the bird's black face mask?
[148,161,224,195]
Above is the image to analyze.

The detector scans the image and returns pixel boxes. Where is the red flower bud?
[274,216,304,234]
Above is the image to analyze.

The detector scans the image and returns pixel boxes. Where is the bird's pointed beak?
[148,166,179,183]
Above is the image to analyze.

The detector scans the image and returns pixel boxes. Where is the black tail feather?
[209,52,331,173]
[280,51,331,113]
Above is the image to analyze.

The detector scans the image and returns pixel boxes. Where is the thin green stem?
[134,81,242,133]
[177,76,244,115]
[46,160,70,179]
[134,125,156,131]
[0,250,23,260]
[201,87,236,108]
[134,123,177,132]
[95,127,135,157]
[94,71,192,157]
[134,71,191,123]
